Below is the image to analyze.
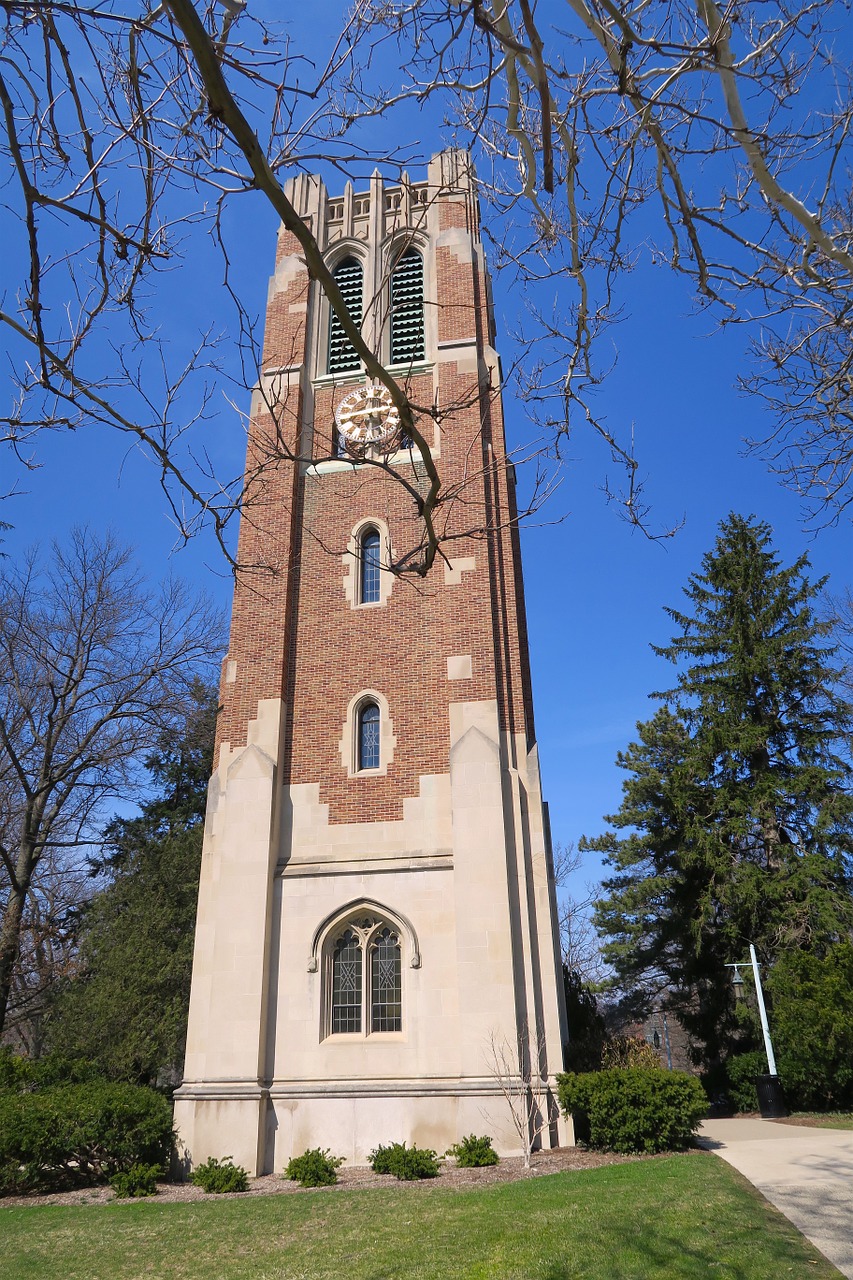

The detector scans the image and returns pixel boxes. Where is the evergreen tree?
[587,515,853,1068]
[45,682,217,1086]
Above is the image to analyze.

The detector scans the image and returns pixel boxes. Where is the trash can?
[755,1074,787,1118]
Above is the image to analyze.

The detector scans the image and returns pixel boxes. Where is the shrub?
[446,1134,499,1167]
[0,1050,100,1094]
[0,1049,32,1093]
[110,1162,163,1198]
[557,1068,707,1154]
[600,1036,662,1071]
[369,1141,440,1180]
[190,1156,249,1194]
[285,1148,344,1187]
[768,943,853,1111]
[0,1081,173,1194]
[725,1051,766,1113]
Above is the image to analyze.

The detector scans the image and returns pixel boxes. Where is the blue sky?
[2,1,850,910]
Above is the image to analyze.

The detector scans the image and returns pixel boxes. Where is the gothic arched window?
[359,528,381,604]
[370,926,402,1032]
[331,929,363,1034]
[357,701,380,771]
[328,256,363,374]
[328,918,402,1036]
[390,249,425,365]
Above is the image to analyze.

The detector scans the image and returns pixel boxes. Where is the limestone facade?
[174,150,569,1172]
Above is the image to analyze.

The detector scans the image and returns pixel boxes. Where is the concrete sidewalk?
[699,1117,853,1278]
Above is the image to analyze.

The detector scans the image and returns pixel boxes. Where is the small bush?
[190,1156,249,1194]
[724,1052,766,1112]
[557,1067,707,1154]
[368,1141,440,1180]
[446,1134,499,1167]
[110,1163,163,1199]
[285,1148,344,1187]
[0,1081,173,1194]
[601,1036,662,1071]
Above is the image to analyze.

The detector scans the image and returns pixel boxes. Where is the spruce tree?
[587,514,853,1068]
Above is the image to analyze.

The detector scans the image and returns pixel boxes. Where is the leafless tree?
[340,0,853,527]
[0,527,222,1038]
[827,588,853,704]
[0,848,91,1055]
[0,0,555,579]
[552,840,607,986]
[2,0,852,558]
[486,1025,559,1167]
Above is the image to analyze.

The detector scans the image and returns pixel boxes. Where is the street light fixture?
[725,943,778,1075]
[726,943,786,1117]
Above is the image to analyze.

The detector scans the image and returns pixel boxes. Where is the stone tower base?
[175,1080,569,1173]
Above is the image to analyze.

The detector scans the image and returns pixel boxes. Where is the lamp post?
[726,943,786,1117]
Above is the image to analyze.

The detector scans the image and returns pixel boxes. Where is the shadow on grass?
[535,1218,833,1280]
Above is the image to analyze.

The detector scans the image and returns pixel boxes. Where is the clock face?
[334,380,401,448]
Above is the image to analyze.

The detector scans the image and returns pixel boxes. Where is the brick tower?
[173,150,569,1173]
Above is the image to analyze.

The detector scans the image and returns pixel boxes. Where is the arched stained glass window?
[331,929,363,1034]
[360,528,381,604]
[324,915,405,1038]
[328,257,363,374]
[390,250,425,365]
[358,701,380,771]
[370,927,402,1032]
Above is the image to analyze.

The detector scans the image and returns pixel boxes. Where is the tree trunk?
[0,875,29,1038]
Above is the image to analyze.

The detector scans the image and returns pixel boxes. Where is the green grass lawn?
[1,1153,841,1280]
[786,1112,853,1130]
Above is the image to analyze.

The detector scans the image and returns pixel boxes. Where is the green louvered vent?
[390,250,425,365]
[328,257,363,374]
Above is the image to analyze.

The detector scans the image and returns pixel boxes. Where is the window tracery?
[357,701,380,770]
[327,916,402,1037]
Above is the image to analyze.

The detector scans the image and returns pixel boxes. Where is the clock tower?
[174,150,569,1173]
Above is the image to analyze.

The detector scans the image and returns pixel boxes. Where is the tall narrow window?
[328,257,363,374]
[331,929,363,1033]
[360,528,381,604]
[370,927,402,1032]
[358,701,380,771]
[390,250,425,365]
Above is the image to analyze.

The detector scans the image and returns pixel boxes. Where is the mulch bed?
[1,1147,645,1209]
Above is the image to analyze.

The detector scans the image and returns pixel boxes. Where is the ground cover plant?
[109,1164,162,1199]
[190,1157,248,1194]
[284,1148,343,1187]
[0,1155,841,1280]
[446,1134,499,1167]
[368,1141,440,1180]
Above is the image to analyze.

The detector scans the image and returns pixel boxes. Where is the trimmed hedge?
[0,1081,173,1194]
[557,1067,707,1154]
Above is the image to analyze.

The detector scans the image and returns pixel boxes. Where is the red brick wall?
[216,177,538,822]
